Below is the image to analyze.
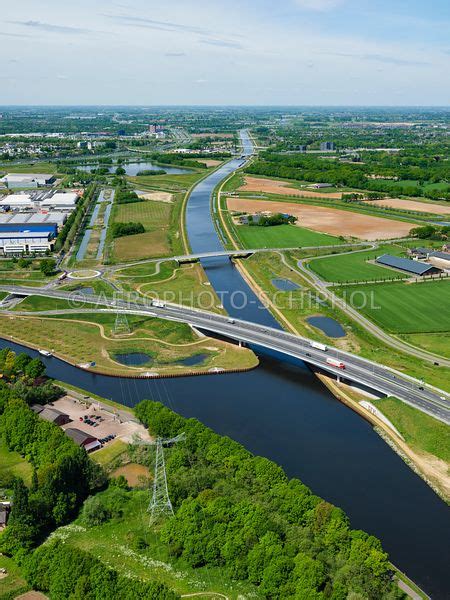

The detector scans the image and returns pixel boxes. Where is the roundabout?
[67,269,102,280]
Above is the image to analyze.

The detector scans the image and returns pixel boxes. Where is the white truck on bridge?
[311,341,328,351]
[326,357,346,370]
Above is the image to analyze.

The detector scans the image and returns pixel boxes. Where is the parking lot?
[51,396,151,446]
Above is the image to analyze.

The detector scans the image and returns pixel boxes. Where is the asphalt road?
[1,284,449,424]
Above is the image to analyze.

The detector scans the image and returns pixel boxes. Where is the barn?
[375,254,442,276]
[64,428,101,452]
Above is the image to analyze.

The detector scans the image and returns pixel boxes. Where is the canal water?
[4,131,449,597]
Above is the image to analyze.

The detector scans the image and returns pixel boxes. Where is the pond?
[74,287,95,295]
[76,161,191,176]
[307,316,346,338]
[271,278,301,291]
[176,353,209,367]
[114,352,153,366]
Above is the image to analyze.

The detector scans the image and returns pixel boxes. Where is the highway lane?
[1,284,449,424]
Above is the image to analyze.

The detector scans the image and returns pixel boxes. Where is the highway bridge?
[106,242,373,271]
[1,284,449,425]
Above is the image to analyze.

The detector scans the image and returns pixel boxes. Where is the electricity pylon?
[133,433,185,522]
[113,312,130,335]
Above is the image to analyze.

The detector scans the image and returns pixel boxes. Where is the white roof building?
[41,192,78,209]
[0,173,55,189]
[0,194,33,209]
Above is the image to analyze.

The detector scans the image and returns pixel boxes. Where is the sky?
[1,0,450,105]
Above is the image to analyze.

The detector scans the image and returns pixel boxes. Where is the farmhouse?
[375,254,442,276]
[64,428,101,452]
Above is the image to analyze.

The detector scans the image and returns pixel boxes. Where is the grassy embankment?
[111,259,225,313]
[0,309,256,376]
[374,396,450,465]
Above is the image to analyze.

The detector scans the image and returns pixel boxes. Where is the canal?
[3,131,449,597]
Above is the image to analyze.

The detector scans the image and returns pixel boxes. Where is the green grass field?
[308,244,408,283]
[0,439,33,485]
[234,224,343,249]
[374,396,450,463]
[0,555,29,599]
[337,279,450,333]
[112,198,173,260]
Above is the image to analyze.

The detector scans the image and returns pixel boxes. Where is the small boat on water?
[38,350,52,357]
[78,361,96,369]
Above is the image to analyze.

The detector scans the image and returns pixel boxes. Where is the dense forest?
[134,400,404,599]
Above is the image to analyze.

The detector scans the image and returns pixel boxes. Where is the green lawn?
[337,279,450,333]
[0,439,33,485]
[234,224,343,249]
[0,555,29,599]
[308,244,408,283]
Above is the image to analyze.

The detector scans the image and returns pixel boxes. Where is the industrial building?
[41,191,78,210]
[0,190,78,254]
[0,229,56,255]
[0,190,79,211]
[375,254,442,276]
[0,212,66,228]
[0,173,55,189]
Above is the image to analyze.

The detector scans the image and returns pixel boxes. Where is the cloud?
[103,14,210,35]
[329,51,430,66]
[200,38,243,50]
[294,0,345,11]
[195,79,207,84]
[165,52,186,57]
[0,31,31,38]
[9,20,89,34]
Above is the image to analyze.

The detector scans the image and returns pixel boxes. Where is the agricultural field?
[238,175,346,198]
[227,197,415,240]
[363,197,450,215]
[336,279,450,334]
[111,197,174,261]
[308,244,409,283]
[234,223,343,249]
